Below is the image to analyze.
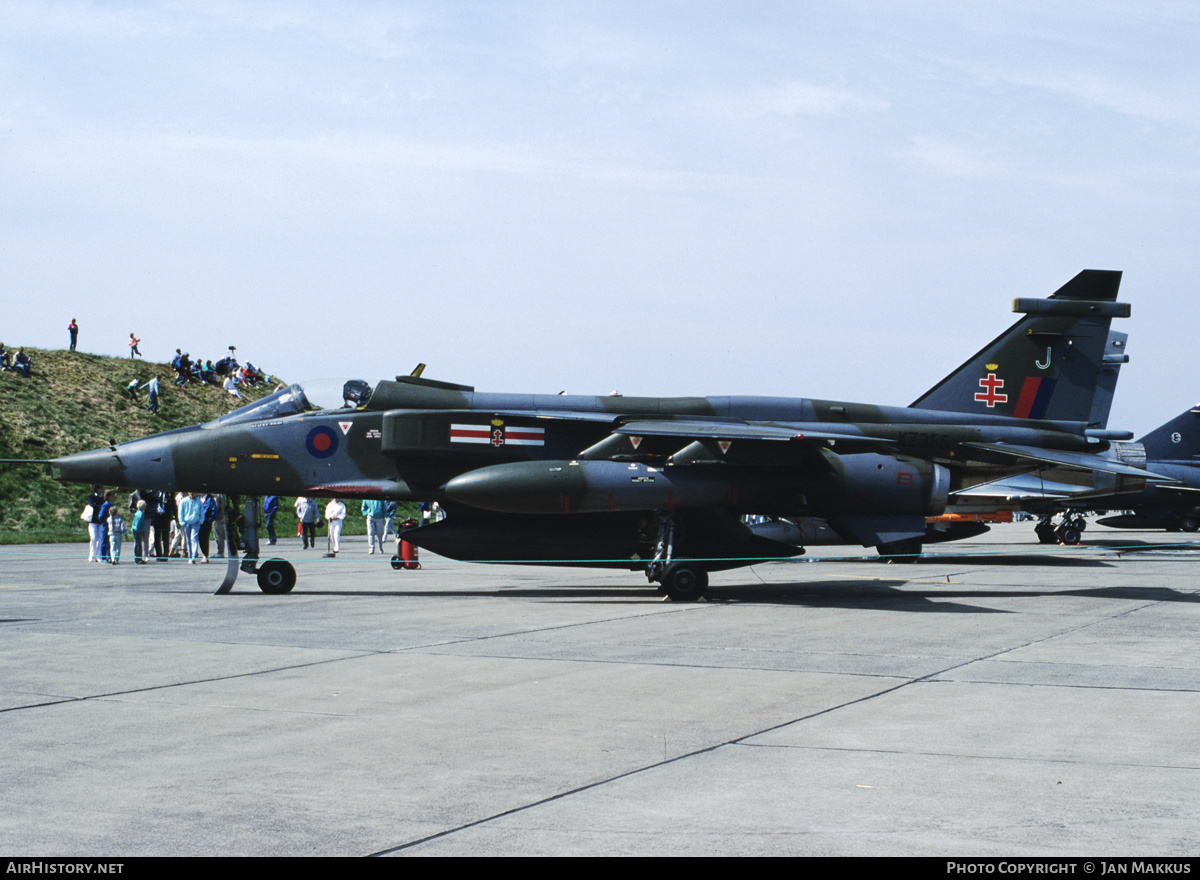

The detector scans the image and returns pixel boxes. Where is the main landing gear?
[1167,516,1200,533]
[1034,514,1086,546]
[646,514,710,602]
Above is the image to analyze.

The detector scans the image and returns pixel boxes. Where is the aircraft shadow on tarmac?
[254,583,1003,612]
[191,546,1195,610]
[202,578,1148,613]
[1068,538,1200,552]
[915,553,1115,566]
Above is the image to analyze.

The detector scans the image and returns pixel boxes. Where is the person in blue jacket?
[132,501,148,564]
[383,501,397,544]
[362,499,386,554]
[97,490,115,563]
[263,496,279,545]
[178,492,207,563]
[295,497,320,549]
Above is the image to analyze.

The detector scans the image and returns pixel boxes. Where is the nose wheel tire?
[257,559,296,594]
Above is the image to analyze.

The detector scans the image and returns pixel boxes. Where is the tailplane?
[910,270,1128,425]
[1138,406,1200,464]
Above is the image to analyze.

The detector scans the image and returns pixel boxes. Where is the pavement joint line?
[966,585,1200,668]
[368,672,926,855]
[0,607,703,716]
[928,676,1200,694]
[404,646,921,678]
[0,653,373,715]
[734,741,1200,772]
[376,636,1005,855]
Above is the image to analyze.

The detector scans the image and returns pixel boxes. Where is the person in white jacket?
[324,498,346,556]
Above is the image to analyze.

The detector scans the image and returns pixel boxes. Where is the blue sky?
[3,1,1197,431]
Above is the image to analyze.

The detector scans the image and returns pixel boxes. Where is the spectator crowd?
[80,491,435,564]
[1,317,276,416]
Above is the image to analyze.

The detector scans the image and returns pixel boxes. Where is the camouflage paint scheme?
[50,270,1143,598]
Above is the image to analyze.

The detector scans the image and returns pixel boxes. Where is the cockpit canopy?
[216,379,373,426]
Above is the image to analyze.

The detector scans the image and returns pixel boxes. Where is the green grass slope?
[0,348,280,542]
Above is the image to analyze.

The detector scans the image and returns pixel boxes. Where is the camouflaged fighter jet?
[1092,406,1200,533]
[49,269,1149,599]
[950,403,1200,543]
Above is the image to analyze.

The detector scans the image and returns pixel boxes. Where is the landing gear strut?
[1034,517,1057,544]
[216,494,296,594]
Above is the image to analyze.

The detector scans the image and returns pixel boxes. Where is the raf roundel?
[306,425,340,459]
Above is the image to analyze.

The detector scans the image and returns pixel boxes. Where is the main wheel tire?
[1179,516,1200,533]
[257,559,296,594]
[661,564,709,602]
[1035,524,1057,544]
[1055,525,1081,546]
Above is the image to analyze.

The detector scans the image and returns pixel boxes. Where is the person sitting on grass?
[13,347,32,377]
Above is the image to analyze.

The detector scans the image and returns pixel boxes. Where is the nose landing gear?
[215,495,298,594]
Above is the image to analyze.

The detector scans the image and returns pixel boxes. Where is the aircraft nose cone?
[52,448,128,487]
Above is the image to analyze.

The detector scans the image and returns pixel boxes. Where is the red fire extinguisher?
[392,518,421,570]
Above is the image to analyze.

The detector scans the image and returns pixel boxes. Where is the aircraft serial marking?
[897,431,954,448]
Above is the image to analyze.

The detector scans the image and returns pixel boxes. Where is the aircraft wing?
[611,419,893,446]
[491,413,1170,487]
[959,442,1173,480]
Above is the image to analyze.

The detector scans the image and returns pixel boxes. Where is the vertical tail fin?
[909,270,1129,424]
[1139,406,1200,463]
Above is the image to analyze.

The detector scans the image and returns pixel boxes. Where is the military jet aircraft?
[953,404,1200,543]
[1092,405,1200,533]
[49,269,1148,599]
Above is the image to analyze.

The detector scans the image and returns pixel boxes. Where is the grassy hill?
[0,348,281,542]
